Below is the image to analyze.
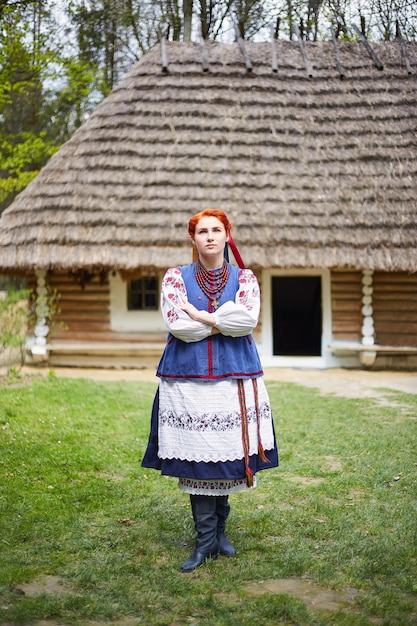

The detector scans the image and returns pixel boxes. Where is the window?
[127,277,158,311]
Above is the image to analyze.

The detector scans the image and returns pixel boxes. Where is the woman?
[142,208,278,572]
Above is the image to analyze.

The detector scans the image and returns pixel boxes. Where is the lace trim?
[160,401,271,433]
[158,377,275,464]
[178,476,257,495]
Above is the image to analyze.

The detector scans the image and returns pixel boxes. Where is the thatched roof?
[0,39,416,273]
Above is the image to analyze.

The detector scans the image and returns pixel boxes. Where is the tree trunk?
[184,0,193,41]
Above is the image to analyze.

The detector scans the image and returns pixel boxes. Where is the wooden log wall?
[27,269,417,363]
[373,272,417,347]
[331,271,362,341]
[48,270,112,341]
[26,275,37,333]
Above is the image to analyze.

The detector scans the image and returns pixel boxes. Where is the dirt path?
[262,367,417,398]
[19,365,417,398]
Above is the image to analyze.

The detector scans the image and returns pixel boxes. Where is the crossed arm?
[161,267,260,343]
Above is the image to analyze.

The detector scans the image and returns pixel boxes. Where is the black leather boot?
[180,495,219,572]
[216,495,236,556]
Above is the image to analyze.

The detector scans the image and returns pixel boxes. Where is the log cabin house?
[0,37,416,370]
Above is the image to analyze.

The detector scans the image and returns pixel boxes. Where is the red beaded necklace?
[195,259,229,310]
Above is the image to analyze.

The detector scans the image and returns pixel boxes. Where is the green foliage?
[0,133,56,173]
[0,4,58,211]
[0,1,416,215]
[0,288,29,351]
[0,376,416,625]
[0,4,48,136]
[0,286,63,369]
[42,56,103,142]
[0,2,102,212]
[0,132,59,211]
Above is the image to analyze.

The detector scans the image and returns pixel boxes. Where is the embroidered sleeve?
[161,267,213,343]
[212,269,260,337]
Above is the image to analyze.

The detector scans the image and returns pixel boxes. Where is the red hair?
[188,208,232,239]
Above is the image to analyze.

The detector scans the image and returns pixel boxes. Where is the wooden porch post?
[360,270,376,366]
[30,269,50,360]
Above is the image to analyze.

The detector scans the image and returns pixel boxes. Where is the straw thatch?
[0,39,416,273]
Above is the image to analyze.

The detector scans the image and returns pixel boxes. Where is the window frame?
[127,276,159,311]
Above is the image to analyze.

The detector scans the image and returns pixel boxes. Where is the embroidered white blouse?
[160,266,261,343]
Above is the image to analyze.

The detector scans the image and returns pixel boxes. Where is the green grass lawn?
[0,372,416,625]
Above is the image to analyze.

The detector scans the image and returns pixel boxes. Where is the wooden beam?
[352,24,383,70]
[396,22,412,75]
[234,24,253,73]
[270,24,278,73]
[200,38,209,72]
[46,341,165,351]
[160,33,168,73]
[329,342,417,354]
[329,26,345,79]
[294,24,313,78]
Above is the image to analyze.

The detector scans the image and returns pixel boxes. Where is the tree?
[0,0,416,216]
[369,0,416,41]
[0,2,60,212]
[184,0,193,40]
[232,0,273,39]
[198,0,233,39]
[0,132,58,213]
[272,0,417,41]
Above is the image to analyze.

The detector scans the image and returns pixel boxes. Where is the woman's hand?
[177,295,216,327]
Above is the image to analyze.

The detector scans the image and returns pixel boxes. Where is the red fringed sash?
[194,228,268,487]
[252,378,270,466]
[237,378,269,488]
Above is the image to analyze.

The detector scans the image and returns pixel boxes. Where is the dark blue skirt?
[141,388,279,480]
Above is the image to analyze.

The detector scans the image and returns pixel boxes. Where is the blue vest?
[156,263,263,381]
